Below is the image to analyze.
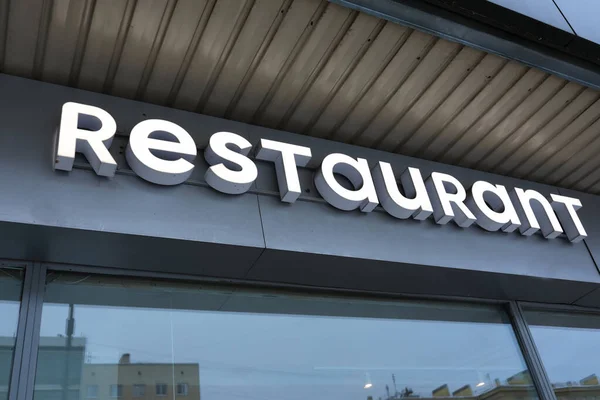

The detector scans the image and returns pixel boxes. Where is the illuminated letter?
[204,132,258,195]
[425,172,476,227]
[510,188,563,238]
[372,163,432,220]
[467,181,520,232]
[315,153,378,212]
[551,194,587,243]
[55,102,117,176]
[256,139,312,203]
[126,119,197,185]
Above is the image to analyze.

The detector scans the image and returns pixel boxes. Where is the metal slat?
[334,29,435,144]
[0,0,9,71]
[440,68,548,165]
[511,94,600,178]
[228,0,327,123]
[31,0,53,80]
[425,61,528,162]
[165,0,216,107]
[380,46,485,153]
[401,54,507,158]
[3,0,45,77]
[462,75,567,169]
[77,0,130,92]
[309,21,410,139]
[284,13,383,134]
[537,118,600,184]
[496,88,600,175]
[366,39,463,150]
[173,0,257,111]
[355,37,458,147]
[38,0,87,85]
[253,3,355,129]
[109,0,170,99]
[134,0,179,101]
[202,0,288,118]
[480,82,584,172]
[195,0,256,114]
[142,0,210,105]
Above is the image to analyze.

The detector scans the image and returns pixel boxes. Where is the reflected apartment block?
[0,337,199,400]
[81,354,200,400]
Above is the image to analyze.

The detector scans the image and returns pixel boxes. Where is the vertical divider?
[8,263,35,400]
[507,301,556,400]
[13,263,47,400]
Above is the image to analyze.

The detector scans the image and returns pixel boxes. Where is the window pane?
[0,268,23,400]
[33,273,538,400]
[132,385,145,398]
[525,308,600,395]
[86,385,98,398]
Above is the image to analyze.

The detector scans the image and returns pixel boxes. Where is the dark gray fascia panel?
[329,0,600,90]
[247,248,598,305]
[0,74,599,304]
[0,75,265,251]
[0,221,262,279]
[555,188,600,307]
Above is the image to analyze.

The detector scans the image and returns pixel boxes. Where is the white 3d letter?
[425,172,476,227]
[256,139,312,203]
[315,153,378,212]
[551,194,587,243]
[467,181,521,232]
[126,119,197,185]
[372,163,432,220]
[510,188,563,238]
[204,132,258,194]
[55,102,117,176]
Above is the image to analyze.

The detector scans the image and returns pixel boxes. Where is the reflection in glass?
[0,268,24,400]
[525,309,600,398]
[33,273,538,400]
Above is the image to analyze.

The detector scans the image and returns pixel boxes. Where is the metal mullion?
[15,263,47,400]
[507,301,556,400]
[8,263,35,400]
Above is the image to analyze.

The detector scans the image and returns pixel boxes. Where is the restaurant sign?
[53,102,587,243]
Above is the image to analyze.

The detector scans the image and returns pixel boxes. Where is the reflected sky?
[528,322,600,386]
[37,294,534,400]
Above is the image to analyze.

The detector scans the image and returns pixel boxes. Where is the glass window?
[176,383,188,396]
[524,308,600,396]
[86,385,98,398]
[0,268,23,400]
[33,272,538,400]
[155,384,167,396]
[109,384,122,398]
[132,384,145,397]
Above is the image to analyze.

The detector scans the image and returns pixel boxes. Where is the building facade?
[2,2,600,400]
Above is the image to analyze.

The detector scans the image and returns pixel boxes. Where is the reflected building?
[0,337,199,400]
[382,371,600,400]
[81,354,200,400]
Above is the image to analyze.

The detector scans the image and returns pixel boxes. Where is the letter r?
[55,102,117,177]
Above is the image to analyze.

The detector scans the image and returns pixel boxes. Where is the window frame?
[85,385,99,399]
[155,384,168,397]
[109,384,123,399]
[132,384,146,398]
[176,383,188,397]
[10,260,596,400]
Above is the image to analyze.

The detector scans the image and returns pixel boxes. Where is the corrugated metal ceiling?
[2,0,600,194]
